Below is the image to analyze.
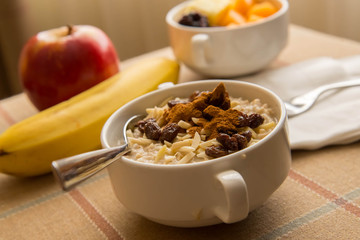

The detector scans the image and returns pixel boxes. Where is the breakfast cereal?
[126,83,277,164]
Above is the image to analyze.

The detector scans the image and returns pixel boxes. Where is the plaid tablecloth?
[1,25,360,240]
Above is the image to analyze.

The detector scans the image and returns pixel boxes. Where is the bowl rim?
[165,0,289,32]
[101,79,288,170]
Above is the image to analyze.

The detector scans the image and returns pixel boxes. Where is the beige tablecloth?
[1,25,360,240]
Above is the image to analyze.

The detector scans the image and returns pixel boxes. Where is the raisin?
[217,127,238,136]
[160,123,181,142]
[178,12,209,27]
[233,133,248,150]
[144,121,161,140]
[216,133,238,151]
[241,130,252,142]
[236,114,249,127]
[137,118,156,133]
[167,100,188,108]
[136,121,147,132]
[216,133,229,144]
[248,113,264,128]
[205,145,228,158]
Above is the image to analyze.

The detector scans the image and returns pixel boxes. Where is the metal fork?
[285,78,360,117]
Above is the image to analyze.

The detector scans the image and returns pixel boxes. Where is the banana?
[0,57,180,176]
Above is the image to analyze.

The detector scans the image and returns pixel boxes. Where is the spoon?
[285,78,360,117]
[51,114,144,191]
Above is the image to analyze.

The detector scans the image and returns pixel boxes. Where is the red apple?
[19,25,120,110]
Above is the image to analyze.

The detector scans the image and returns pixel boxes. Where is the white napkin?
[240,56,360,150]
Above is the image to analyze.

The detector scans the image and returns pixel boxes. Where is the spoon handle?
[51,145,130,191]
[291,78,360,106]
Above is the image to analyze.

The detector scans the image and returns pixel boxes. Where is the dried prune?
[178,12,209,27]
[160,123,181,142]
[144,121,161,140]
[205,145,228,158]
[248,113,264,128]
[216,133,238,151]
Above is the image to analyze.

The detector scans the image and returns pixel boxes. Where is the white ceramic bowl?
[166,0,289,77]
[101,80,291,227]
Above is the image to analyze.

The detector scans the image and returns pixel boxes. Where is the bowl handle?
[214,170,249,223]
[191,33,211,68]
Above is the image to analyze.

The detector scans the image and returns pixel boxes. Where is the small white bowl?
[101,80,291,227]
[166,0,289,77]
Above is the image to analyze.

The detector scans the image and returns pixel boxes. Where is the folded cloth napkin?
[240,56,360,150]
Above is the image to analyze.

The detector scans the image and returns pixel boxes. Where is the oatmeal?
[126,83,277,164]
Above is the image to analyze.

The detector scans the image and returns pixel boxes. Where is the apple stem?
[67,24,73,35]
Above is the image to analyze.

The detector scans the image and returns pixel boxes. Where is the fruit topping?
[178,0,279,27]
[178,12,210,27]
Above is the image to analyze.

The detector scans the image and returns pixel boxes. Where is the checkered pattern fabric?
[1,25,360,240]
